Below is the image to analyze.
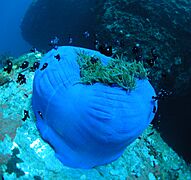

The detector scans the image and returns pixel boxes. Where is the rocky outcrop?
[97,0,191,96]
[21,0,97,51]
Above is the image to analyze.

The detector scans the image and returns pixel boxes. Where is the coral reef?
[0,50,190,179]
[97,0,191,96]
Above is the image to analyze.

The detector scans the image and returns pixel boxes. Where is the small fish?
[145,48,159,67]
[68,34,73,44]
[90,56,99,64]
[83,31,90,38]
[31,62,40,71]
[115,39,125,48]
[151,47,159,60]
[3,60,13,74]
[135,55,143,62]
[153,105,157,113]
[24,93,28,98]
[146,58,155,67]
[98,44,112,57]
[152,89,172,101]
[17,73,24,81]
[115,39,121,46]
[132,44,140,54]
[20,61,29,69]
[54,54,61,61]
[22,110,30,121]
[94,39,99,50]
[38,111,43,119]
[50,36,59,49]
[40,63,48,71]
[30,47,37,53]
[148,131,155,137]
[16,73,26,85]
[152,95,159,101]
[51,36,59,45]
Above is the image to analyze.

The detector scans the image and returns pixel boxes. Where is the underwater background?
[0,0,32,58]
[0,0,191,179]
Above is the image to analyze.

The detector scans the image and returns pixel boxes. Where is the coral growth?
[0,104,22,141]
[0,73,10,86]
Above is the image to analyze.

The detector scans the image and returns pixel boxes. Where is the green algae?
[77,53,148,91]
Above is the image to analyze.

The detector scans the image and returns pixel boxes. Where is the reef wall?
[97,0,191,96]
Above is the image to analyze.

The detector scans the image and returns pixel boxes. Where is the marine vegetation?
[77,52,148,90]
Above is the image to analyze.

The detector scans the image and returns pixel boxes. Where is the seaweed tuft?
[77,52,148,91]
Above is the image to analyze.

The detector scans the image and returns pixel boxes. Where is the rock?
[98,0,191,96]
[21,0,97,51]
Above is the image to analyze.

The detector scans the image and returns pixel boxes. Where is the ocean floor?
[0,52,191,179]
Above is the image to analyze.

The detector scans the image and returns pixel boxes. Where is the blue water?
[0,0,32,57]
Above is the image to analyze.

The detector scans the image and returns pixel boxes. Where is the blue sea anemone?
[32,46,157,168]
